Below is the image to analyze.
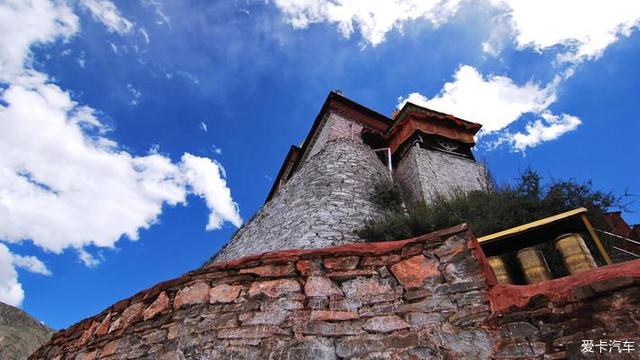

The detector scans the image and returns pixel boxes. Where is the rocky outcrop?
[0,301,54,360]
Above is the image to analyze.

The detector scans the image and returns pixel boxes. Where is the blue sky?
[0,0,638,329]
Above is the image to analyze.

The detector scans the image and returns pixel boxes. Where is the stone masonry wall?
[31,225,497,360]
[30,225,640,359]
[395,144,489,205]
[210,112,389,264]
[394,142,424,203]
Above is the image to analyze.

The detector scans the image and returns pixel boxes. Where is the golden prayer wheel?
[555,233,597,274]
[488,256,512,284]
[517,247,551,284]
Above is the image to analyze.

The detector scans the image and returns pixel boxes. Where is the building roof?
[386,102,482,153]
[266,92,483,202]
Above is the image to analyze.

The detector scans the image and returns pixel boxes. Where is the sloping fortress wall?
[211,93,490,264]
[31,225,640,359]
[212,111,391,263]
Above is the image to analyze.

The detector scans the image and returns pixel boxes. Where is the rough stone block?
[296,259,323,277]
[94,313,111,337]
[174,282,210,309]
[390,255,441,288]
[302,321,365,336]
[361,255,402,268]
[341,276,393,301]
[499,321,540,340]
[242,310,290,326]
[100,339,120,357]
[248,279,300,298]
[404,312,446,329]
[209,284,242,303]
[310,310,359,321]
[323,256,359,270]
[217,326,290,339]
[267,338,337,360]
[335,333,418,358]
[448,304,490,327]
[305,276,343,297]
[362,315,410,333]
[441,256,481,282]
[115,302,144,332]
[435,235,469,262]
[143,292,170,321]
[260,298,305,311]
[326,269,378,281]
[239,263,295,277]
[434,279,486,294]
[396,296,456,313]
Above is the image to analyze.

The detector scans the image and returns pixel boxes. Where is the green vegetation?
[358,169,626,242]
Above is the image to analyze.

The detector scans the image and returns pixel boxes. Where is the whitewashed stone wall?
[395,143,488,205]
[210,112,390,264]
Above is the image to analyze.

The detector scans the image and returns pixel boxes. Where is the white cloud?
[0,244,24,306]
[273,1,640,60]
[77,248,101,268]
[180,154,242,230]
[0,82,242,252]
[0,0,242,304]
[12,253,52,276]
[508,112,581,151]
[0,0,78,82]
[126,83,142,105]
[79,0,134,34]
[0,243,51,307]
[139,28,150,44]
[489,0,640,62]
[399,65,556,132]
[398,65,579,151]
[274,0,462,46]
[142,0,171,26]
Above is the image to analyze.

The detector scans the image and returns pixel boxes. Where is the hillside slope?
[0,302,54,360]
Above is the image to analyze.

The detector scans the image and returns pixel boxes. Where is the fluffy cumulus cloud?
[274,0,640,60]
[274,1,640,150]
[488,0,640,62]
[509,112,581,151]
[0,0,241,305]
[274,0,462,46]
[0,243,52,306]
[398,65,580,151]
[0,0,79,81]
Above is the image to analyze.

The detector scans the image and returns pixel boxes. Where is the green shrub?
[358,169,626,242]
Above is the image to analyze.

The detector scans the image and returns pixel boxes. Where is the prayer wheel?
[488,256,512,284]
[517,247,551,284]
[555,233,597,274]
